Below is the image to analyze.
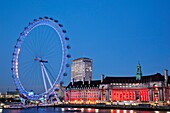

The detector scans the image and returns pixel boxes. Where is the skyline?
[0,0,170,92]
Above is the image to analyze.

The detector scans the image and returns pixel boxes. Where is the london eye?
[11,16,71,102]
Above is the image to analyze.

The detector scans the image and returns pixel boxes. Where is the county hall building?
[65,58,170,105]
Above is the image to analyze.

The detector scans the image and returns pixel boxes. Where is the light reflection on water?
[95,109,99,113]
[130,110,133,113]
[81,108,84,112]
[123,110,127,113]
[117,109,120,113]
[1,107,170,113]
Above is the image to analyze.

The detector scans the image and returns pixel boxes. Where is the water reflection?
[81,108,84,112]
[111,109,133,113]
[117,109,120,113]
[74,108,77,110]
[2,107,169,113]
[95,109,99,113]
[130,110,134,113]
[61,108,64,112]
[124,110,127,113]
[155,111,159,113]
[9,109,21,113]
[59,108,169,113]
[87,108,91,112]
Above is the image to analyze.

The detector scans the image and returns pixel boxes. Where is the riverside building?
[65,64,170,105]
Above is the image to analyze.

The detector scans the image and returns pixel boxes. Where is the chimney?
[164,69,168,87]
[72,78,74,85]
[101,74,104,83]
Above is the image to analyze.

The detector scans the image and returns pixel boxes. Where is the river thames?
[1,108,170,113]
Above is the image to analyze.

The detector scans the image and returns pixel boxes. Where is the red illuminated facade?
[111,88,149,102]
[65,80,101,104]
[65,70,170,105]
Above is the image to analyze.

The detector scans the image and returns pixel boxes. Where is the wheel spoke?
[40,62,48,93]
[42,63,53,88]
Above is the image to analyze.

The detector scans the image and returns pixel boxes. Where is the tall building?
[71,57,92,82]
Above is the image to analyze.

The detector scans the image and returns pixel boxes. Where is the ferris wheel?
[11,16,71,101]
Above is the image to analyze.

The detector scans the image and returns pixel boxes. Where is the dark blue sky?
[0,0,170,92]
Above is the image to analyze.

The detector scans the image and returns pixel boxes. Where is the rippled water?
[1,107,170,113]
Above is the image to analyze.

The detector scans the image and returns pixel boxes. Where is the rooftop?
[66,80,101,88]
[73,57,92,61]
[66,73,169,88]
[103,73,164,83]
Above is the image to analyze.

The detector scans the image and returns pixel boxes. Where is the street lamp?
[167,100,170,104]
[75,100,77,104]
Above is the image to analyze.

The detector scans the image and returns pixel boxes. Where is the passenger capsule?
[44,16,48,19]
[59,24,63,27]
[12,53,15,55]
[67,45,71,49]
[28,22,32,25]
[65,37,69,40]
[62,30,66,33]
[67,54,71,58]
[66,64,70,67]
[63,73,67,76]
[54,20,58,23]
[49,17,53,20]
[60,81,64,84]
